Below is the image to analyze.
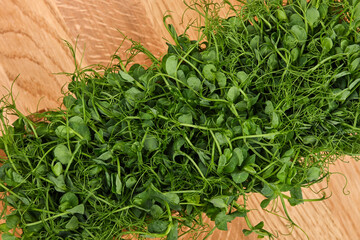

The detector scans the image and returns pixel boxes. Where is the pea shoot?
[1,0,360,239]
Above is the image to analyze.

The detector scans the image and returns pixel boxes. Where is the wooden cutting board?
[0,0,359,239]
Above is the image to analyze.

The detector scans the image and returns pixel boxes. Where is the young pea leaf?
[216,72,227,88]
[237,71,248,83]
[119,70,135,82]
[306,7,320,28]
[215,211,236,231]
[148,220,170,234]
[291,25,307,44]
[260,198,271,209]
[6,215,20,229]
[276,164,287,182]
[54,144,72,165]
[322,37,333,54]
[115,174,122,195]
[165,55,178,77]
[271,112,280,128]
[48,174,66,192]
[345,44,360,55]
[208,196,228,209]
[202,64,217,81]
[60,192,79,207]
[307,167,321,181]
[217,155,227,174]
[178,113,193,124]
[69,116,91,141]
[187,76,202,91]
[267,54,278,70]
[231,171,249,183]
[288,187,304,206]
[214,132,227,146]
[68,204,85,214]
[350,58,360,72]
[126,176,137,188]
[144,135,159,152]
[276,9,288,21]
[52,162,63,177]
[55,125,75,139]
[226,86,240,102]
[290,48,300,61]
[2,233,18,240]
[264,101,274,115]
[150,205,164,219]
[97,151,112,161]
[65,216,79,230]
[318,3,328,19]
[167,221,178,240]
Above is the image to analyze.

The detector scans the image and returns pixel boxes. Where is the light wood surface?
[1,0,360,239]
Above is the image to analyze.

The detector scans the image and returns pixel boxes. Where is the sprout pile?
[1,0,360,239]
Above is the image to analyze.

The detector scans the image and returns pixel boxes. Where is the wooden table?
[0,1,359,239]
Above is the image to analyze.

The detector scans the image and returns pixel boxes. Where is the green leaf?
[202,64,217,81]
[277,164,287,182]
[237,71,248,83]
[164,192,180,205]
[52,162,63,177]
[55,125,75,139]
[291,25,307,44]
[54,144,72,165]
[231,171,249,183]
[187,76,202,91]
[345,44,360,55]
[306,7,320,28]
[126,177,137,188]
[216,72,227,88]
[209,196,228,209]
[165,55,178,77]
[271,112,279,128]
[288,187,304,206]
[124,87,144,106]
[49,174,66,192]
[226,86,240,102]
[322,37,333,54]
[267,53,278,70]
[215,211,236,231]
[276,9,288,21]
[2,233,18,240]
[148,220,170,233]
[349,78,360,90]
[350,58,360,72]
[119,70,135,82]
[264,101,274,115]
[63,95,76,108]
[65,216,79,230]
[307,167,321,181]
[67,204,85,214]
[318,3,328,19]
[260,198,271,209]
[303,135,317,144]
[150,205,163,218]
[6,215,20,229]
[214,132,227,146]
[290,48,300,61]
[167,221,178,240]
[69,116,91,141]
[144,135,159,152]
[353,2,360,20]
[115,174,122,195]
[60,192,79,207]
[178,113,193,124]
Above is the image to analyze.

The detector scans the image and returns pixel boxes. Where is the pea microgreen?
[1,0,360,239]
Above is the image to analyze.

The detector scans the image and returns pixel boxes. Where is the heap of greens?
[1,0,360,239]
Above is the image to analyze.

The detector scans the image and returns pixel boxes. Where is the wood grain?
[0,0,360,239]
